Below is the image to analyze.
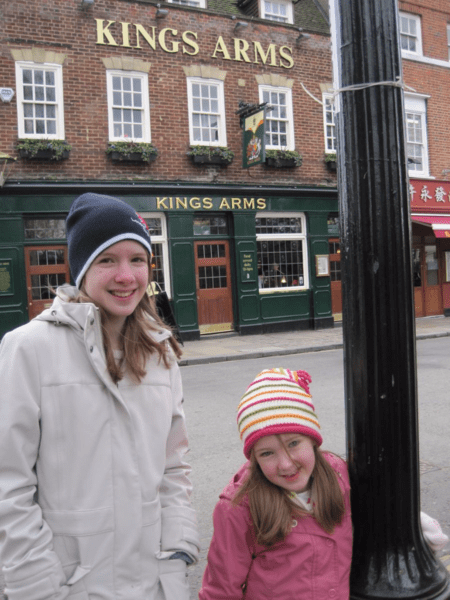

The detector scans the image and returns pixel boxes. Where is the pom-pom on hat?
[66,192,152,288]
[237,368,322,458]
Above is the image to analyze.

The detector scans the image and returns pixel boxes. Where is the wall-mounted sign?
[315,255,330,277]
[240,250,256,283]
[0,260,13,294]
[0,88,15,103]
[243,109,265,169]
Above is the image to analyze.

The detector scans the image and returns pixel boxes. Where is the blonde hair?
[232,446,345,547]
[69,276,182,384]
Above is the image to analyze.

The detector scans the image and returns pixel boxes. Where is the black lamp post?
[334,0,450,597]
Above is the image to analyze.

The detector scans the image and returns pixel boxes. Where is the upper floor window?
[187,78,226,146]
[399,12,422,56]
[404,94,429,177]
[447,25,450,61]
[15,62,65,139]
[323,94,336,153]
[168,0,206,6]
[106,70,151,142]
[260,0,293,24]
[259,86,294,150]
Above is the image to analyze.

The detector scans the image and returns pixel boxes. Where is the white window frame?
[259,85,295,150]
[186,77,227,147]
[404,93,429,178]
[167,0,206,7]
[106,70,151,143]
[142,213,171,298]
[259,0,293,24]
[322,93,336,153]
[447,25,450,61]
[399,12,423,58]
[256,212,309,293]
[15,61,65,139]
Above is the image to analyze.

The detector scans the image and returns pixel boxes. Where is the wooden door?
[423,244,442,315]
[25,246,70,319]
[194,241,233,334]
[329,238,342,316]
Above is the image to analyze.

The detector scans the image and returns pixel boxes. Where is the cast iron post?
[334,0,450,597]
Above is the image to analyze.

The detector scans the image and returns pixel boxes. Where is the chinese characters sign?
[409,179,450,210]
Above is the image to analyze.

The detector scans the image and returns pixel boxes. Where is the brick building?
[397,0,450,317]
[0,0,339,339]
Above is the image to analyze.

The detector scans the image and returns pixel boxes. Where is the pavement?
[178,314,450,366]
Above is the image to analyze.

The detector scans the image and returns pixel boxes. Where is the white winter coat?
[0,287,200,600]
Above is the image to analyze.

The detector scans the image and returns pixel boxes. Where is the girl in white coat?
[0,193,200,600]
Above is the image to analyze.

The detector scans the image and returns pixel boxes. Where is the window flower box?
[106,142,158,163]
[17,139,71,161]
[325,153,337,171]
[187,146,234,166]
[265,150,302,168]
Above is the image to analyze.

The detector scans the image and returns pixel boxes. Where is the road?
[182,337,450,598]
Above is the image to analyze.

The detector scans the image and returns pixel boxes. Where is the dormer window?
[260,0,293,24]
[167,0,206,7]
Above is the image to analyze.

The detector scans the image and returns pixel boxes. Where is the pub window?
[187,77,227,146]
[193,216,228,236]
[24,218,66,239]
[258,85,294,150]
[256,212,308,291]
[106,70,151,142]
[15,62,65,139]
[143,214,171,297]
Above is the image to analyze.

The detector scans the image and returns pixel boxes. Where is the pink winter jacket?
[199,453,352,600]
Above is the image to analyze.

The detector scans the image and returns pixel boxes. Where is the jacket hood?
[34,284,172,344]
[220,461,251,502]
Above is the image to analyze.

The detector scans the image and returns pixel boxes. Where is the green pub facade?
[0,184,337,340]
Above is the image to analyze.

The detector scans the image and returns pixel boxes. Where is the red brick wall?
[399,0,450,181]
[1,0,336,186]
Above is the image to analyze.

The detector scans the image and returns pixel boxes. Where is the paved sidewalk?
[178,315,450,366]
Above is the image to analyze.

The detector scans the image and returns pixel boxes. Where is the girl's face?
[253,433,316,494]
[84,240,149,328]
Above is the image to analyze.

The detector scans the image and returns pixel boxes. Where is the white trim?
[258,85,295,150]
[15,61,65,139]
[322,93,336,153]
[404,93,429,178]
[402,53,450,69]
[167,0,206,7]
[186,77,227,147]
[75,234,152,288]
[106,70,151,143]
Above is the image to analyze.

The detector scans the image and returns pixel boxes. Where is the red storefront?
[410,179,450,317]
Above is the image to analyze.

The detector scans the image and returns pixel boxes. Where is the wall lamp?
[234,20,249,31]
[296,28,311,43]
[155,4,169,18]
[80,0,94,8]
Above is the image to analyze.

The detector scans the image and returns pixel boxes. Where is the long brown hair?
[232,446,345,547]
[66,274,182,384]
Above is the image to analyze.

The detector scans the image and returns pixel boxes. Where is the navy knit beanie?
[66,193,152,288]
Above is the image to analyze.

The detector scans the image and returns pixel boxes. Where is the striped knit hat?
[237,368,322,458]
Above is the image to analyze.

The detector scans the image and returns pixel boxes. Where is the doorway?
[329,238,342,317]
[413,243,442,317]
[194,241,233,334]
[25,246,70,319]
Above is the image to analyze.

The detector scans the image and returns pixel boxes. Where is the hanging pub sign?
[243,108,266,169]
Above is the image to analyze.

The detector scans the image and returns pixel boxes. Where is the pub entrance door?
[25,246,70,320]
[194,240,234,334]
[413,242,442,317]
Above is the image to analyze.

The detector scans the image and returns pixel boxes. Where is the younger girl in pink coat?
[199,367,353,600]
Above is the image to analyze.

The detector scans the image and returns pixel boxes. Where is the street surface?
[183,337,450,598]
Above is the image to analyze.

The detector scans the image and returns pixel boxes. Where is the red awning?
[411,215,450,238]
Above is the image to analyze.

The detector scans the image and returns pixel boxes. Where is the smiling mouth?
[110,290,135,298]
[283,471,300,481]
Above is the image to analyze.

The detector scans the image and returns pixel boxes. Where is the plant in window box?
[265,149,302,168]
[106,141,158,163]
[324,152,337,171]
[17,139,71,161]
[187,146,234,166]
